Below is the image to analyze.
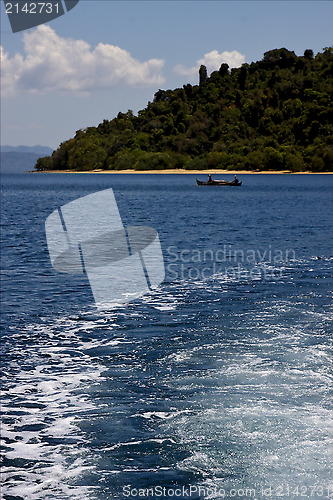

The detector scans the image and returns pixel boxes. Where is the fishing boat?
[196,178,242,186]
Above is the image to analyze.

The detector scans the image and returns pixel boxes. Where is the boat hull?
[196,179,242,186]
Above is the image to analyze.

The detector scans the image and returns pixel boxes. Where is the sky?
[1,0,333,149]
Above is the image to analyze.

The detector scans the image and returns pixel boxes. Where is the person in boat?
[233,175,238,184]
[208,174,213,183]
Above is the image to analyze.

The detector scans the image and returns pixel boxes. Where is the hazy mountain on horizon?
[1,145,53,155]
[0,146,54,173]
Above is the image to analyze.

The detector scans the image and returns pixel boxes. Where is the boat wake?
[1,256,332,499]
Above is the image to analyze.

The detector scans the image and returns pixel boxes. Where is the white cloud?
[1,26,165,97]
[174,49,246,81]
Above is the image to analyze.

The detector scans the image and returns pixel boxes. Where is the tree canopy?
[35,47,333,173]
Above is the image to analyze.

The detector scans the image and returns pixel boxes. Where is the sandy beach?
[34,169,331,174]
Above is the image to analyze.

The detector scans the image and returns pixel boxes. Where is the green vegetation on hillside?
[35,48,333,172]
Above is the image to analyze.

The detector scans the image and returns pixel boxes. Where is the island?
[35,47,333,174]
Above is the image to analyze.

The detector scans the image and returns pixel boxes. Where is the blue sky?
[1,1,333,148]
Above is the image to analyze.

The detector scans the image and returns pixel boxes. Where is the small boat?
[196,178,242,186]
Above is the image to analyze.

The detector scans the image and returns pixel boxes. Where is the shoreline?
[31,169,332,175]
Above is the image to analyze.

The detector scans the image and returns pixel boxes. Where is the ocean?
[1,173,332,500]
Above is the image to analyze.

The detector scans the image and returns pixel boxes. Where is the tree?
[304,49,314,60]
[238,65,248,91]
[219,63,229,77]
[199,65,208,85]
[262,48,297,68]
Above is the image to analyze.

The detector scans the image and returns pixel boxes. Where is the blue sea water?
[1,173,332,500]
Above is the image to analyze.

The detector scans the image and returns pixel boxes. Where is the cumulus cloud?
[1,25,165,97]
[174,49,246,80]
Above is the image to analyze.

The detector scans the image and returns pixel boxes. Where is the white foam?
[1,313,113,499]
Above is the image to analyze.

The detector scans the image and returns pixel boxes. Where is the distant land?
[35,47,332,173]
[1,145,53,155]
[0,146,53,173]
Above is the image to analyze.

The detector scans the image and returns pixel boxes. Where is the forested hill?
[35,48,333,172]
